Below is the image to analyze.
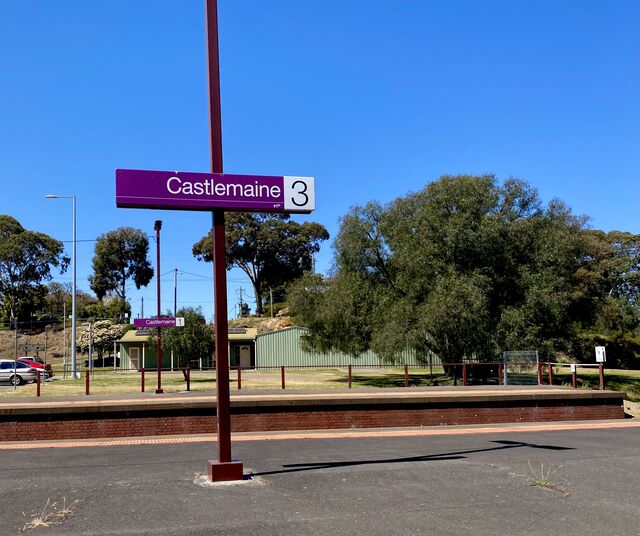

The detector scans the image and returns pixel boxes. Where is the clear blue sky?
[1,0,638,321]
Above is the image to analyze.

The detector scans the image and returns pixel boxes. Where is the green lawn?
[551,367,640,402]
[1,366,639,402]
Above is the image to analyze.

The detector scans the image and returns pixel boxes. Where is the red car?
[17,356,53,378]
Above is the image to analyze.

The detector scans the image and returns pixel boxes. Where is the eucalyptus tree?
[88,227,153,319]
[288,175,591,365]
[0,215,68,322]
[193,213,329,316]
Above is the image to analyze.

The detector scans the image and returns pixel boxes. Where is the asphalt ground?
[1,423,639,536]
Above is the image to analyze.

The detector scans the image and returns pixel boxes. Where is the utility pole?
[141,296,144,319]
[237,287,245,317]
[174,268,178,315]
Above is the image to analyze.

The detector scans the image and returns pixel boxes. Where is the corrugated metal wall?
[256,327,439,367]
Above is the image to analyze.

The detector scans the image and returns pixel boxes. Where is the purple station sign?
[116,169,315,214]
[134,317,185,328]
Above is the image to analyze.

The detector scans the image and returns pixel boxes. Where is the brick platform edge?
[0,391,625,442]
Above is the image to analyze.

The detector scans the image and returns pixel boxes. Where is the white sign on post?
[283,176,315,212]
[595,346,606,363]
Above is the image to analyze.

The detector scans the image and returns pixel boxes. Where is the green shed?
[255,326,438,367]
[118,330,161,370]
[117,328,216,370]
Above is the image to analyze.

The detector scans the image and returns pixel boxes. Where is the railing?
[538,362,605,390]
[17,360,607,398]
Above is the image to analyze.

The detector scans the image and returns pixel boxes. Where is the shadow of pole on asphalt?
[253,439,574,477]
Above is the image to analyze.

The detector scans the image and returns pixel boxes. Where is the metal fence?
[2,360,607,399]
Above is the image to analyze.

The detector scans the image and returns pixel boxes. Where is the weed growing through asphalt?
[21,498,81,532]
[527,461,569,497]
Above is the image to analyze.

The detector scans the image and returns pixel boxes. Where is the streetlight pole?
[154,219,163,394]
[46,194,78,379]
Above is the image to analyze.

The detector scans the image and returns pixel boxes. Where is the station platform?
[0,386,626,442]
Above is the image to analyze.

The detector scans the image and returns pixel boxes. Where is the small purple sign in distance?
[116,169,315,213]
[134,317,185,328]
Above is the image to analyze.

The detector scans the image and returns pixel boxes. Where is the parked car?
[0,360,38,386]
[17,356,54,378]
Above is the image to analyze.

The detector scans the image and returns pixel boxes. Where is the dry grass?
[0,367,448,398]
[3,365,640,402]
[22,498,81,532]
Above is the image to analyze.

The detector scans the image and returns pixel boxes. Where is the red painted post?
[281,366,285,390]
[599,364,604,390]
[462,363,467,386]
[571,367,577,389]
[404,364,409,387]
[141,367,145,393]
[537,362,543,385]
[548,363,553,385]
[237,366,241,390]
[205,0,243,482]
[36,370,41,397]
[498,363,503,385]
[154,220,163,395]
[85,368,90,396]
[348,364,352,389]
[186,366,191,392]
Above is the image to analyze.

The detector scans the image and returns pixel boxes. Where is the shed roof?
[118,328,258,343]
[118,330,152,343]
[228,327,258,341]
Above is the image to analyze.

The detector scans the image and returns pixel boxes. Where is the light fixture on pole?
[45,194,79,379]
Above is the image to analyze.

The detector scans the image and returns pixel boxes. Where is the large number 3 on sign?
[284,176,315,212]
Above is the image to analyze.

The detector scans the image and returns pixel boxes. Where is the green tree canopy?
[288,175,602,365]
[88,227,153,319]
[162,307,214,369]
[0,215,68,321]
[192,213,329,316]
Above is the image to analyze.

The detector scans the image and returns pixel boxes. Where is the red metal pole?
[348,364,352,389]
[548,363,553,385]
[281,366,286,389]
[599,364,604,390]
[36,370,41,397]
[85,368,90,396]
[206,0,242,482]
[404,364,409,387]
[141,367,145,393]
[462,363,467,386]
[237,366,241,390]
[187,365,191,392]
[498,363,503,385]
[155,220,164,394]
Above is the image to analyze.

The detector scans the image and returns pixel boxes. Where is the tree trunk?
[120,275,127,321]
[252,282,264,316]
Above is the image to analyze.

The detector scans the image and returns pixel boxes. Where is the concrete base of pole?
[155,389,164,394]
[207,460,244,482]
